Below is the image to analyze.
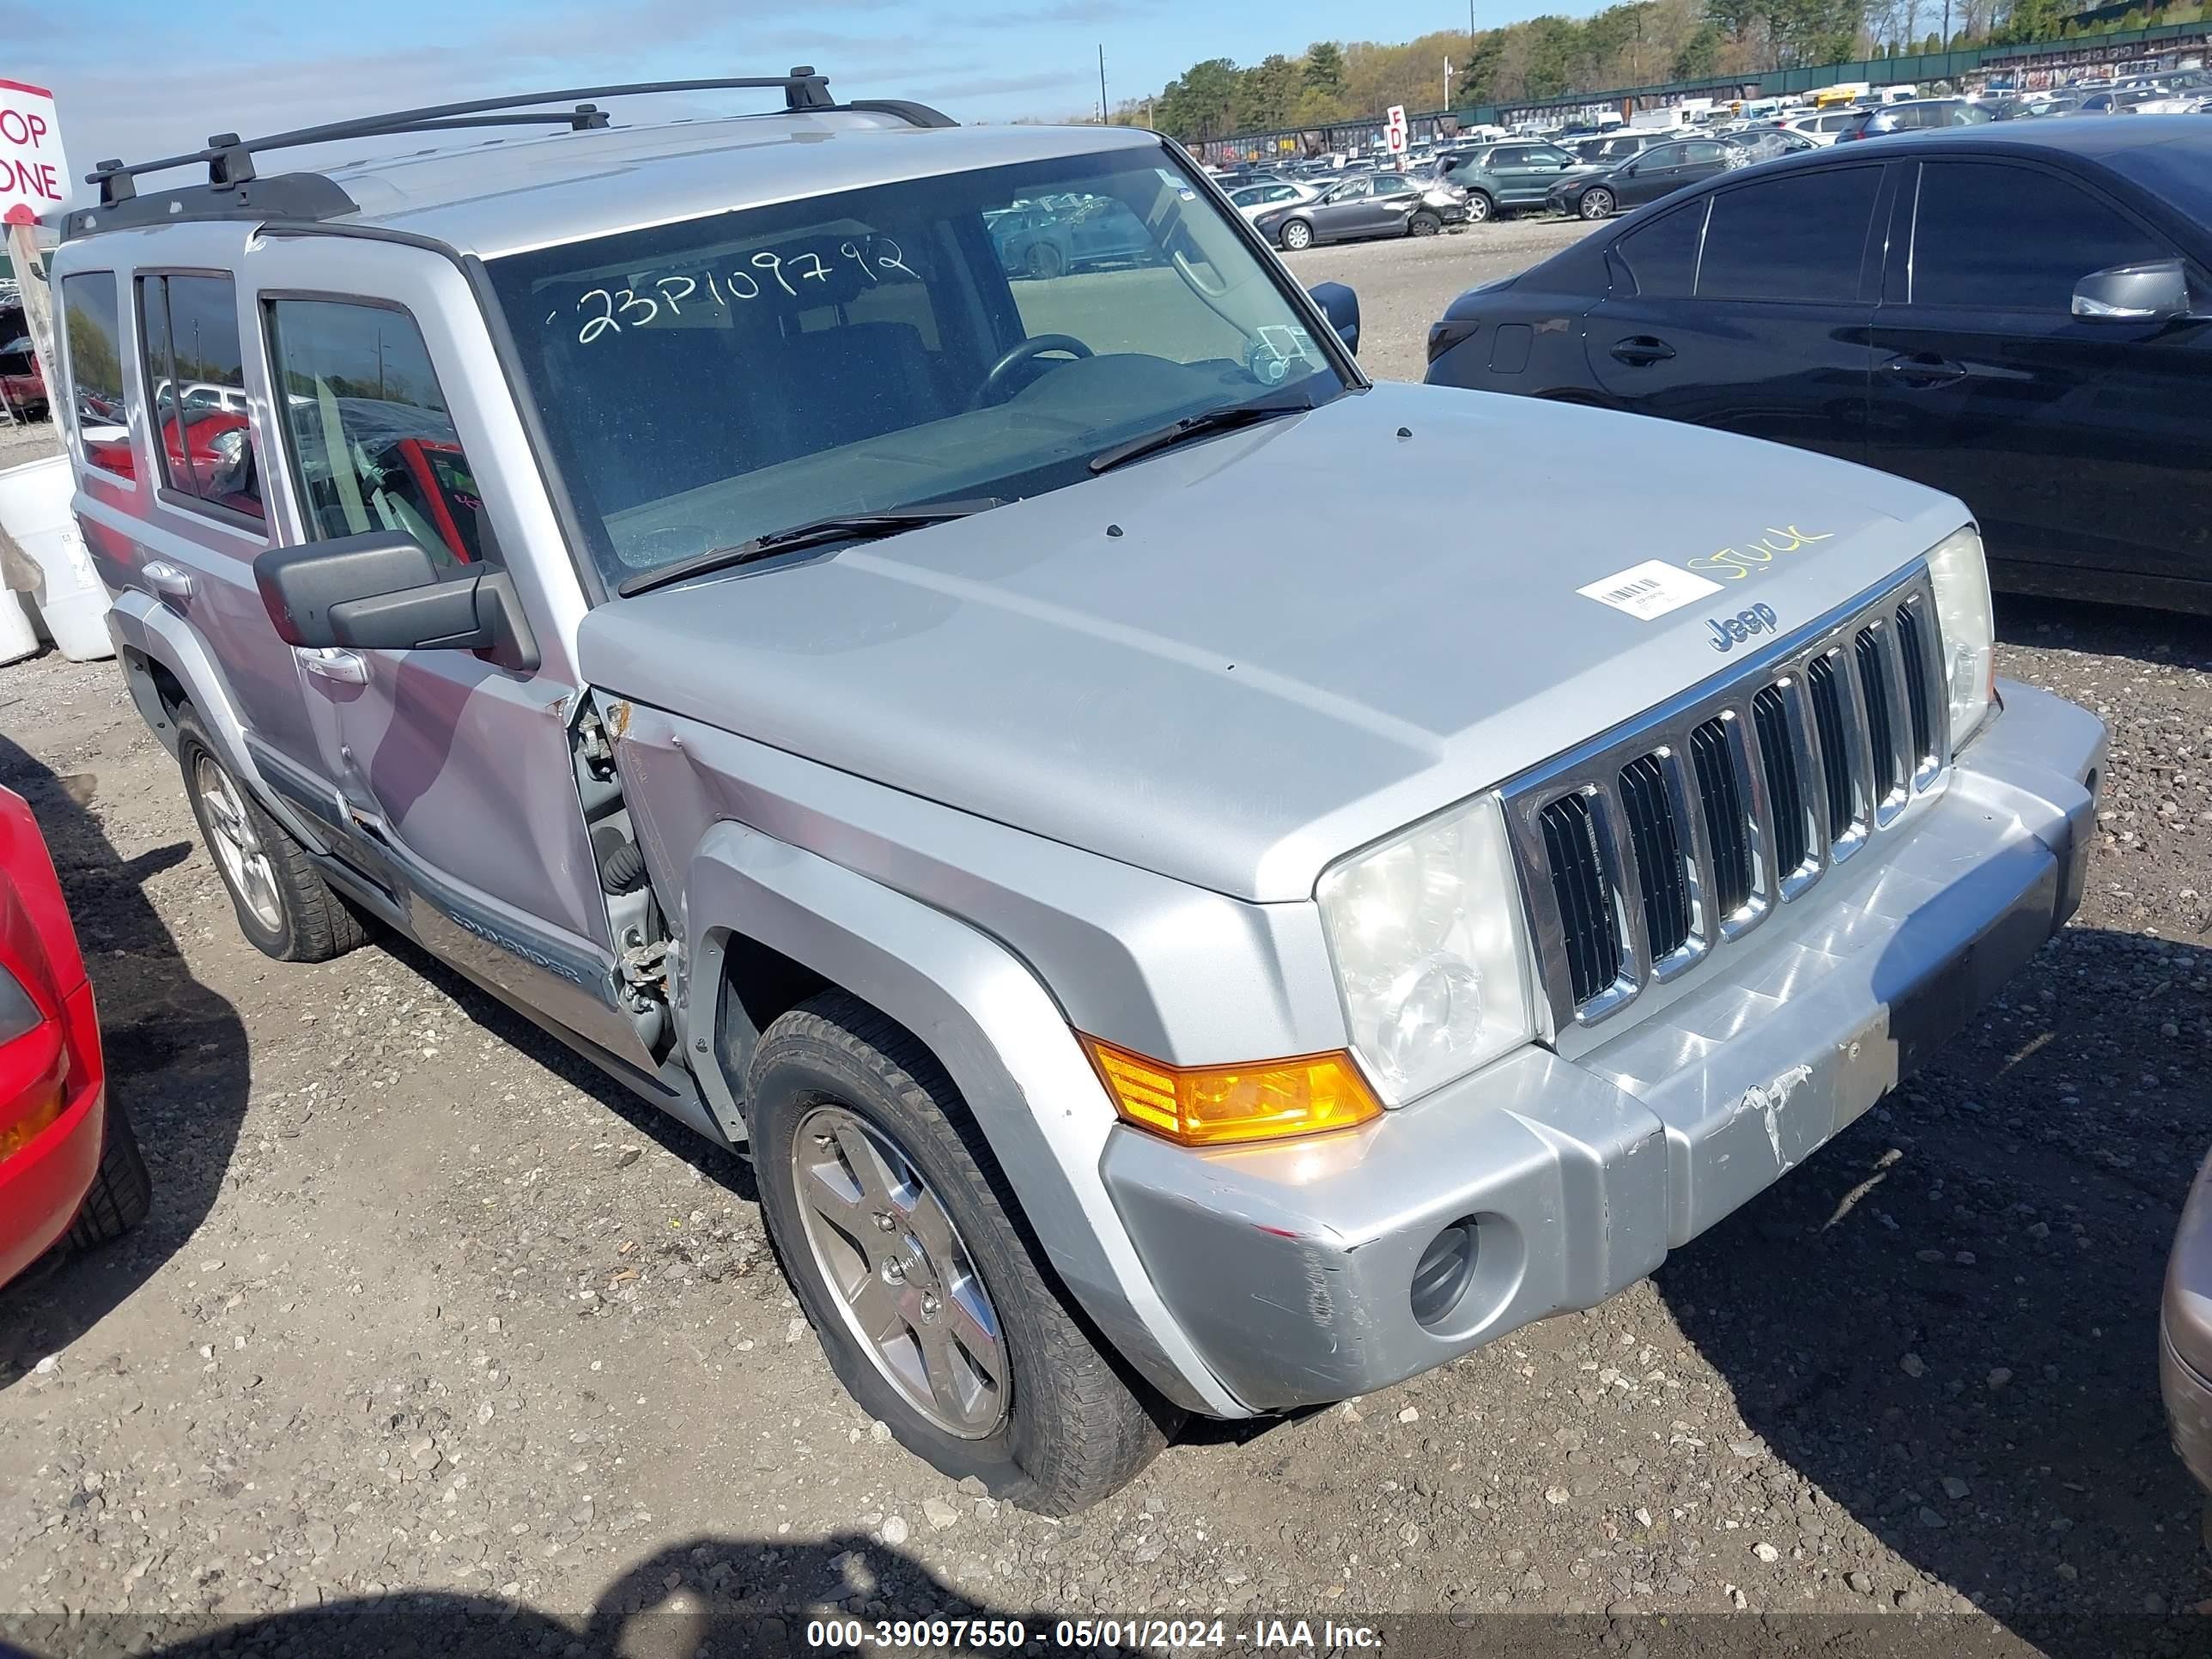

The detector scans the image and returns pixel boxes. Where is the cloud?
[969,0,1156,23]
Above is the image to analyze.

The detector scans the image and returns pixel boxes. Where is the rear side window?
[1615,201,1707,298]
[58,272,128,468]
[137,274,263,524]
[1698,167,1881,302]
[266,300,486,571]
[1909,161,2172,313]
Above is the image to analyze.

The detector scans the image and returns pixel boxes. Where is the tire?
[175,709,370,963]
[65,1097,151,1250]
[1463,191,1494,223]
[1023,240,1065,281]
[1578,188,1614,221]
[1278,218,1314,251]
[750,992,1175,1515]
[1407,210,1442,237]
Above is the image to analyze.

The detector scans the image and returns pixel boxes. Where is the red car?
[82,407,262,520]
[0,784,148,1290]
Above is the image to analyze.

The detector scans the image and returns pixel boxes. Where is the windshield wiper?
[1086,388,1321,476]
[617,499,1003,597]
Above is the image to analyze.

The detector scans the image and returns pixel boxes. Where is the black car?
[1425,118,2212,614]
[1836,98,1996,141]
[1549,135,1741,221]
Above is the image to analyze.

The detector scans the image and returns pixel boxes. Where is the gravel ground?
[1,252,2209,1659]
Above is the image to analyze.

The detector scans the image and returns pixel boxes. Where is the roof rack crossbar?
[88,69,837,204]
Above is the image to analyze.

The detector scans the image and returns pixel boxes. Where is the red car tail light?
[0,961,66,1164]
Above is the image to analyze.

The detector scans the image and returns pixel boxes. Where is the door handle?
[1610,336,1676,367]
[142,560,193,603]
[297,646,369,685]
[1882,352,1966,386]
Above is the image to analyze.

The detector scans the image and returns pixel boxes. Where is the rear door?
[1585,161,1889,463]
[1865,155,2211,598]
[62,254,335,808]
[1493,144,1578,205]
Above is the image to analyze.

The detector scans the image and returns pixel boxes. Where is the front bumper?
[2161,1143,2212,1495]
[1103,679,2104,1413]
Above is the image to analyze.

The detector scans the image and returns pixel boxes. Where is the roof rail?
[64,69,957,240]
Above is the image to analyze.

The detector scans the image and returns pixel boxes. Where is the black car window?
[137,273,264,526]
[1638,143,1687,169]
[1615,199,1708,298]
[267,299,489,571]
[1698,166,1881,303]
[1681,140,1729,165]
[1373,177,1414,197]
[1909,161,2172,313]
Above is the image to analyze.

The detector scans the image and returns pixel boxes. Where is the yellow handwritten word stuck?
[1686,525,1835,582]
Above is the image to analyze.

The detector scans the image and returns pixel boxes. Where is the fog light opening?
[1410,1218,1480,1329]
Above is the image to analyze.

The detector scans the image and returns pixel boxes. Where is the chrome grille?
[1504,568,1951,1033]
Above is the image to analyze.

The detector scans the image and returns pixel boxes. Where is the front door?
[1316,176,1381,240]
[1865,156,2212,598]
[243,239,660,1073]
[1586,162,1887,465]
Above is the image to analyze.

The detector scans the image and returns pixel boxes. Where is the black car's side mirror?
[2073,258,2197,323]
[1308,280,1361,353]
[255,530,539,668]
[1620,161,1638,177]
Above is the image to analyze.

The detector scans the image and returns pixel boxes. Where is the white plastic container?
[0,586,36,665]
[0,454,112,661]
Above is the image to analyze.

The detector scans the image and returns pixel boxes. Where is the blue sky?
[21,0,1535,203]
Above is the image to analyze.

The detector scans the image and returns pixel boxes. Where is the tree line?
[1121,0,2207,141]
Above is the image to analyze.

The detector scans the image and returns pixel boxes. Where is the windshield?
[487,143,1348,591]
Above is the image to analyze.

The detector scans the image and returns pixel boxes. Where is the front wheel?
[1578,188,1615,221]
[1462,191,1494,224]
[1407,210,1442,237]
[1023,240,1066,281]
[1278,218,1314,251]
[750,993,1175,1514]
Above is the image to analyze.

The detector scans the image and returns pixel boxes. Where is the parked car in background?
[1568,130,1685,167]
[0,785,149,1291]
[1226,179,1322,222]
[1255,171,1463,247]
[1781,108,1867,144]
[989,193,1158,279]
[0,330,44,419]
[1723,127,1820,161]
[1434,140,1597,220]
[1425,118,2212,614]
[1837,98,1996,140]
[1547,135,1740,220]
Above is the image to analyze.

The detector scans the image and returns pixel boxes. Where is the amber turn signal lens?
[1079,1036,1382,1147]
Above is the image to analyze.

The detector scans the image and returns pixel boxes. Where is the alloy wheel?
[192,753,282,932]
[792,1103,1009,1437]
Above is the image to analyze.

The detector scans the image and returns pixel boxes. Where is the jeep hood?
[580,382,1968,903]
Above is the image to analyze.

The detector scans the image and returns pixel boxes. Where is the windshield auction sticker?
[1577,558,1723,621]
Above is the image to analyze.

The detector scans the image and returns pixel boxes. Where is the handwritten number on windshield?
[568,235,919,344]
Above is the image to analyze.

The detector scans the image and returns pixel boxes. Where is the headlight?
[1923,524,1995,746]
[1317,795,1535,1104]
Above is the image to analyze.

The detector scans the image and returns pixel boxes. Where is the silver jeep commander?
[54,71,2103,1513]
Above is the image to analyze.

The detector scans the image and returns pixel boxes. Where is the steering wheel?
[971,333,1093,408]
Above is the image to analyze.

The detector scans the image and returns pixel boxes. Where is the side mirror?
[2073,258,2196,322]
[1308,280,1361,353]
[255,530,538,668]
[1620,161,1639,177]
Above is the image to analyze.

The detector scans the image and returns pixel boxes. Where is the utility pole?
[1098,45,1109,125]
[1444,58,1455,109]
